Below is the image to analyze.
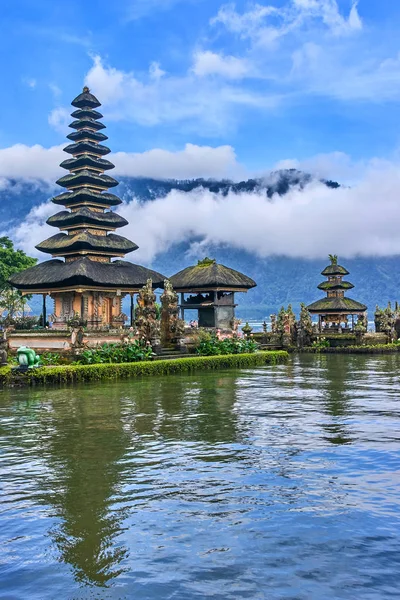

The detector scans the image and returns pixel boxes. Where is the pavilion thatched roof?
[9,258,165,291]
[307,297,367,314]
[170,258,256,291]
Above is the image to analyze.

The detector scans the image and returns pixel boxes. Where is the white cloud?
[192,51,251,79]
[149,61,166,80]
[114,143,244,179]
[8,156,400,264]
[0,143,244,182]
[48,107,71,134]
[290,44,400,101]
[274,151,365,183]
[207,1,400,103]
[84,55,276,133]
[103,159,400,262]
[22,78,37,89]
[9,202,55,259]
[0,144,64,180]
[212,0,362,43]
[49,83,62,98]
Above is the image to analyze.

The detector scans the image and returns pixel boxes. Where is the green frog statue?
[16,346,41,369]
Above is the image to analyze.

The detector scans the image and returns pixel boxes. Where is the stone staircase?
[154,347,194,361]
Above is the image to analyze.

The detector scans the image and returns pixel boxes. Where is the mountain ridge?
[1,170,398,317]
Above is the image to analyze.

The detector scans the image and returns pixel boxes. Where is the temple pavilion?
[307,255,367,332]
[10,87,165,329]
[170,258,256,329]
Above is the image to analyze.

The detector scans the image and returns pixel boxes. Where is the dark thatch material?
[10,88,153,296]
[321,264,349,276]
[307,297,367,313]
[56,171,118,190]
[170,258,256,291]
[317,281,354,291]
[71,88,101,109]
[36,232,138,255]
[69,118,105,131]
[9,258,166,291]
[52,189,122,207]
[47,208,128,229]
[64,141,111,156]
[71,108,103,120]
[60,155,115,172]
[67,129,108,143]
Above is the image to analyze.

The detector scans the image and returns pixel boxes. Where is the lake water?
[0,355,399,599]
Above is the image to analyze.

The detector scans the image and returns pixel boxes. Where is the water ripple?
[0,354,399,599]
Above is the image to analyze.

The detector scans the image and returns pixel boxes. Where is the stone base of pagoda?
[50,291,128,330]
[7,330,130,352]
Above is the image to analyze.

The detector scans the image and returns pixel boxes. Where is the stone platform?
[7,330,125,352]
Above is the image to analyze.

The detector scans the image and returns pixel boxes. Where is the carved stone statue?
[135,279,161,349]
[241,322,253,338]
[160,279,185,346]
[0,333,7,366]
[270,314,277,335]
[297,303,313,348]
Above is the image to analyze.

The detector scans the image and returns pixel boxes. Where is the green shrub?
[0,366,11,385]
[76,340,153,365]
[0,351,288,387]
[311,339,330,352]
[39,352,62,366]
[196,334,258,356]
[301,344,400,354]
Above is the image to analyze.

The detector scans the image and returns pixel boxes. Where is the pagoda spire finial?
[83,85,90,93]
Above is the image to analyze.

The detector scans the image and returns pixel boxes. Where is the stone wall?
[8,331,125,352]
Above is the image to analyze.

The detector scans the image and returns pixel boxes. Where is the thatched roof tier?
[317,281,354,291]
[71,108,103,120]
[321,264,349,276]
[170,258,256,291]
[9,258,165,292]
[52,189,122,208]
[67,129,108,144]
[56,171,119,190]
[69,118,106,131]
[9,88,148,298]
[60,155,115,172]
[307,297,367,313]
[71,88,101,109]
[64,141,111,156]
[36,232,137,256]
[47,208,128,230]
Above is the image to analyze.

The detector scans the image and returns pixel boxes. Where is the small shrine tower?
[10,87,164,328]
[307,255,367,331]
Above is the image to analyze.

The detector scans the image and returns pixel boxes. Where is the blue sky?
[1,0,400,180]
[4,1,400,263]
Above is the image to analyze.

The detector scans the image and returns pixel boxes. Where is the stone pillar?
[180,293,185,320]
[130,293,134,327]
[42,294,47,327]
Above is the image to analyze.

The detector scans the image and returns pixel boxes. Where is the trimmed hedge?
[0,351,288,387]
[301,344,400,354]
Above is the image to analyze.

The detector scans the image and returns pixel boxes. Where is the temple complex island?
[307,255,367,332]
[9,88,165,329]
[170,258,256,330]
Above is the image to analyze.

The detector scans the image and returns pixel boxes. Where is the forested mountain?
[1,170,398,318]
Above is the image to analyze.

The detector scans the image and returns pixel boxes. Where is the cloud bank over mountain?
[0,143,243,184]
[4,156,400,265]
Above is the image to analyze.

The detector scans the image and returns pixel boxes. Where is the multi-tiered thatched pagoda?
[10,87,165,329]
[307,255,367,331]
